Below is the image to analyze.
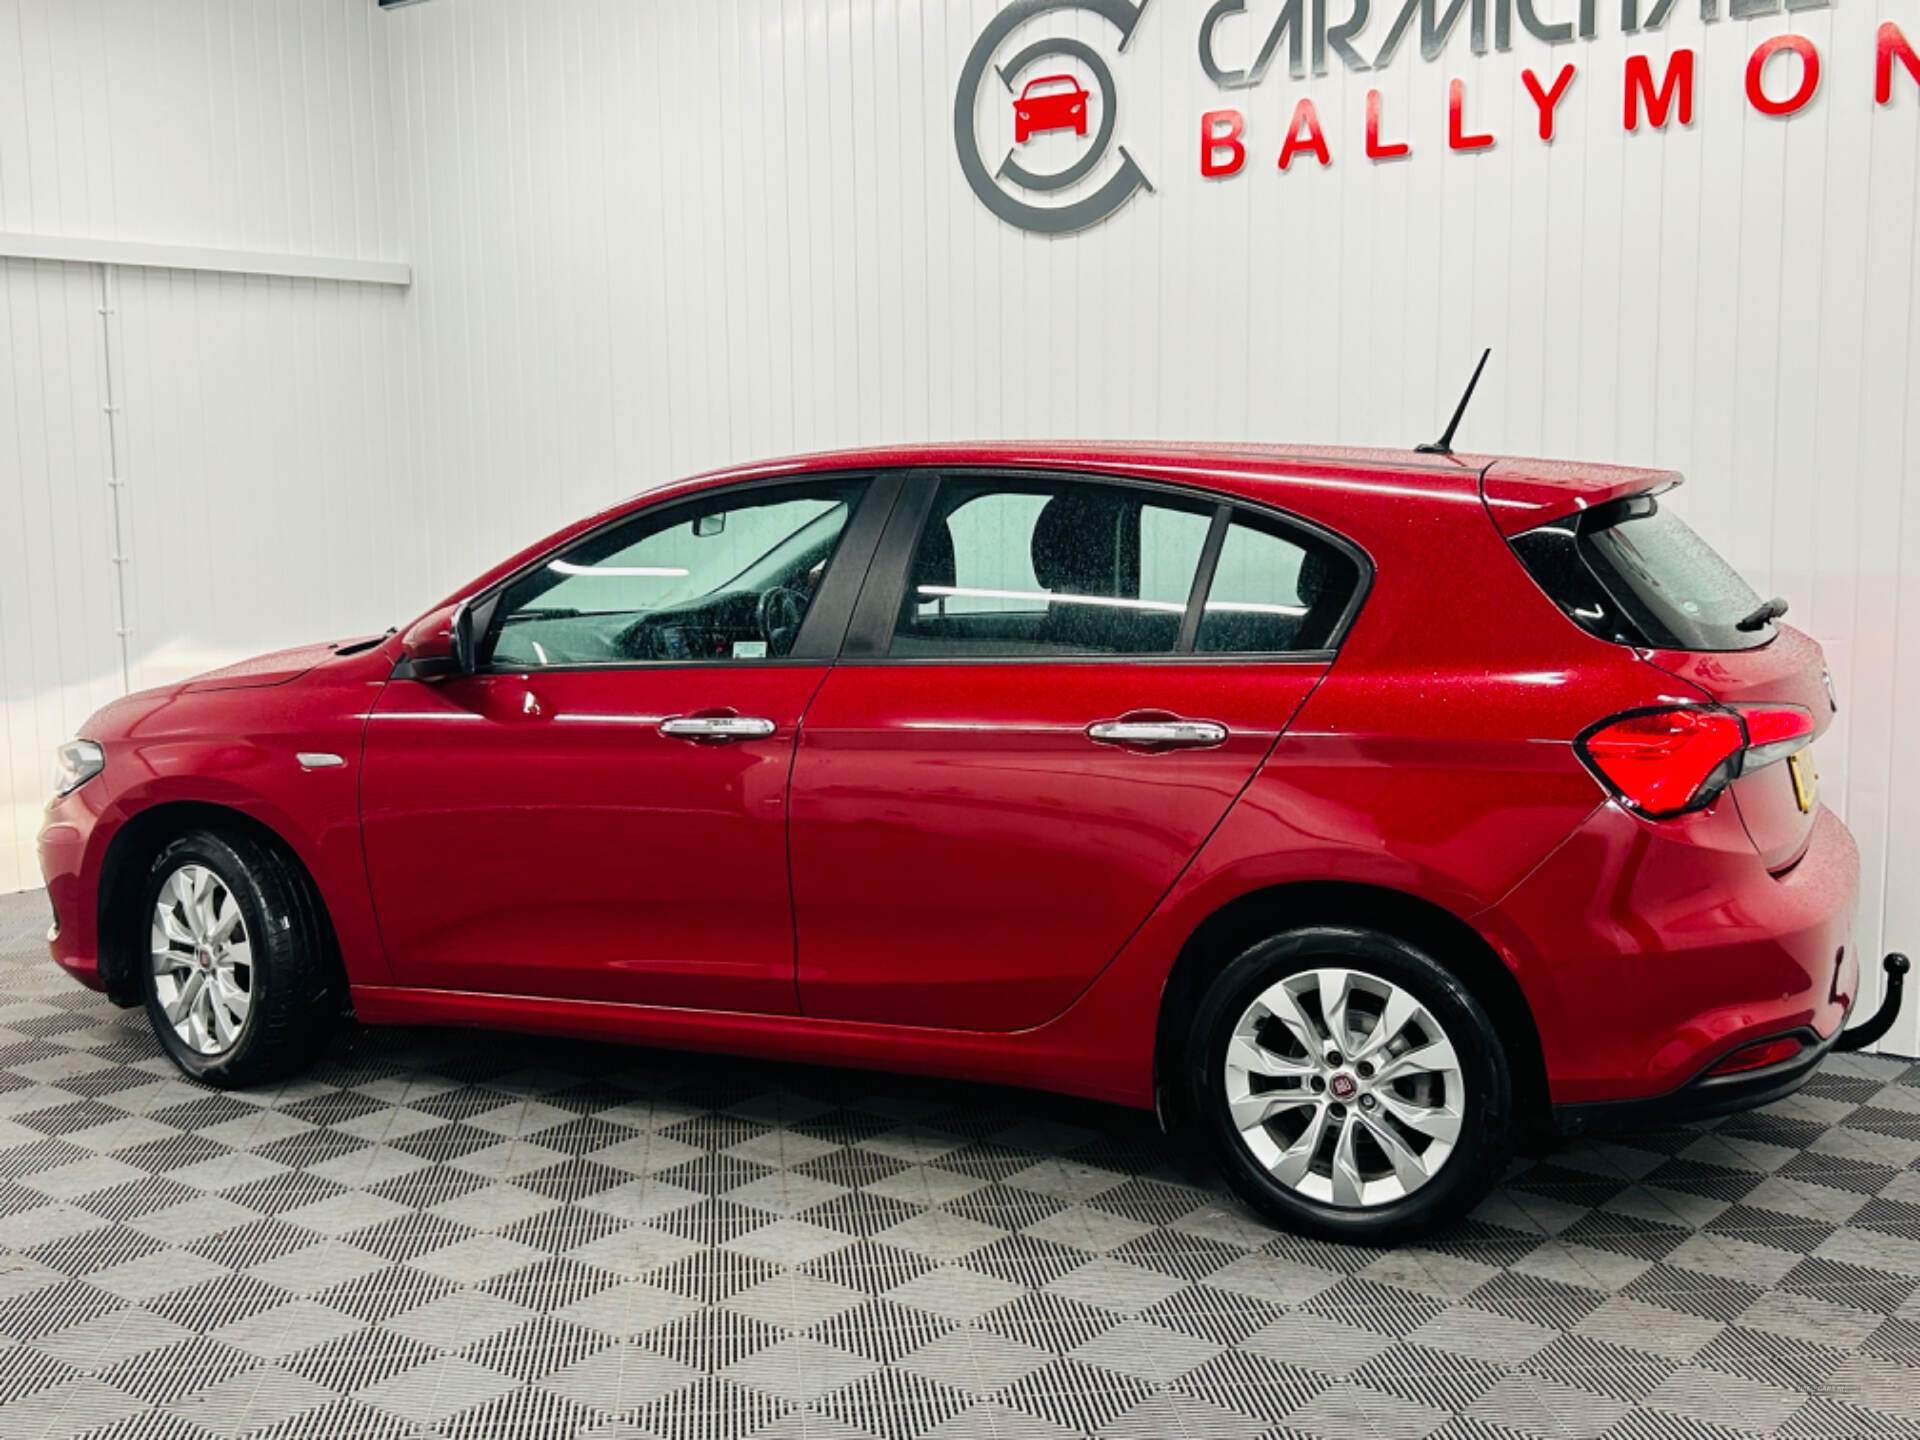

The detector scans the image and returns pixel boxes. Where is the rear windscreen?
[1511,492,1774,652]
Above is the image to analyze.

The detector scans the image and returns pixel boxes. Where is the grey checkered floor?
[1,891,1918,1440]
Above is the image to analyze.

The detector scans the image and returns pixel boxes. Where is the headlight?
[51,739,104,798]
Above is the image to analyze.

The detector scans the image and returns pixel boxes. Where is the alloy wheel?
[149,864,253,1056]
[1223,966,1465,1209]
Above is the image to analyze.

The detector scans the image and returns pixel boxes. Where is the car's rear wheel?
[1188,926,1513,1244]
[140,828,336,1087]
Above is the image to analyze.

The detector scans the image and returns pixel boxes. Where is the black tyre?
[139,828,337,1087]
[1187,926,1513,1244]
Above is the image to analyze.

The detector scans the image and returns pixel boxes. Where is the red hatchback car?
[39,444,1887,1241]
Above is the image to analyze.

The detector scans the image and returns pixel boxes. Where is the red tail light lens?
[1577,707,1747,818]
[1578,702,1817,818]
[1734,704,1814,772]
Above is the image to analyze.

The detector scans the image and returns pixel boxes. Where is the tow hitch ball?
[1836,954,1911,1053]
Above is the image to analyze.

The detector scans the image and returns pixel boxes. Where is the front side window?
[891,478,1213,657]
[488,479,868,667]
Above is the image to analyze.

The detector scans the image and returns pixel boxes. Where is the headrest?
[1297,547,1334,609]
[911,515,957,596]
[1032,492,1124,597]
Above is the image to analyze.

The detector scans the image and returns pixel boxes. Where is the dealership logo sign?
[953,0,1155,234]
[958,0,1920,232]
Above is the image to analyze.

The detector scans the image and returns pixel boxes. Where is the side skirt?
[349,985,1152,1109]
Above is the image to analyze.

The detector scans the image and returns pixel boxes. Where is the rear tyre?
[1188,926,1513,1244]
[139,828,336,1088]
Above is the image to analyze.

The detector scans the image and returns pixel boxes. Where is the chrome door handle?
[658,715,778,741]
[1088,719,1229,748]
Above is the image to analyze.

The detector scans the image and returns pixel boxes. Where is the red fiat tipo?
[39,442,1897,1241]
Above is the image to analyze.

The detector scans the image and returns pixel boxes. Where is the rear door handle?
[1088,717,1229,749]
[659,714,778,742]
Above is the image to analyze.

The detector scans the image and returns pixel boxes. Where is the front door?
[360,474,890,1011]
[790,471,1363,1031]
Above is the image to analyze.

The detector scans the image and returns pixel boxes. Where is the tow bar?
[1836,953,1911,1052]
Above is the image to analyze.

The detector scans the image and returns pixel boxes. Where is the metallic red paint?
[360,665,825,1012]
[37,441,1863,1122]
[790,662,1317,1030]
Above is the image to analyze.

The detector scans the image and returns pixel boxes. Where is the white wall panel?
[112,267,410,688]
[0,0,400,892]
[0,260,119,895]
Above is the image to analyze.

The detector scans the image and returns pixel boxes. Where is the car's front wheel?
[141,828,336,1087]
[1188,926,1513,1244]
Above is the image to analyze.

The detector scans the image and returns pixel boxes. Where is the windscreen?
[1582,498,1771,652]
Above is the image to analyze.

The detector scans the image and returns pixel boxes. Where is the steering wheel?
[757,587,809,656]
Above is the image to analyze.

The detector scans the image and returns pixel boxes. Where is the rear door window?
[891,477,1212,657]
[885,475,1365,659]
[1197,515,1359,654]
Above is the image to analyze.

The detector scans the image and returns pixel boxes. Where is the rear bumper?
[1487,798,1858,1111]
[1553,1023,1838,1134]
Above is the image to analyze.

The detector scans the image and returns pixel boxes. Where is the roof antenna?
[1416,348,1491,456]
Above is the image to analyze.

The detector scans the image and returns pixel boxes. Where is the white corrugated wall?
[1,0,1915,1052]
[0,0,402,893]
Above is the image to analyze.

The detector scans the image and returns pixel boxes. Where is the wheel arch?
[1153,880,1551,1136]
[95,799,344,1009]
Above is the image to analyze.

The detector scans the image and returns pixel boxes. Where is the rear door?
[788,470,1366,1031]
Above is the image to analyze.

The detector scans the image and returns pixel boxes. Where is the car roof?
[676,441,1675,524]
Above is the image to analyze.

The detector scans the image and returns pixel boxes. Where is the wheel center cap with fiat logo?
[1329,1073,1359,1100]
[954,0,1154,235]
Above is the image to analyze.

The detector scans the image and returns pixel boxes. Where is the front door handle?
[659,714,778,742]
[1088,716,1229,749]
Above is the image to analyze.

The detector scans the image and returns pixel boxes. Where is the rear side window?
[1198,516,1358,654]
[888,475,1364,659]
[1511,492,1772,652]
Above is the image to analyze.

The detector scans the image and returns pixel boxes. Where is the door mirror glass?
[450,600,478,675]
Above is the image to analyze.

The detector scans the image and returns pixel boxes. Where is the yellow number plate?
[1788,749,1817,814]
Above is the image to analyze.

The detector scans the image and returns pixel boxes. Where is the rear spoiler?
[1480,459,1685,538]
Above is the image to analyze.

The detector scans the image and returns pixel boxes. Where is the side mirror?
[450,600,478,676]
[397,600,480,678]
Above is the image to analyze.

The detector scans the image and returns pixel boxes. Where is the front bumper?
[38,782,111,993]
[1487,797,1859,1111]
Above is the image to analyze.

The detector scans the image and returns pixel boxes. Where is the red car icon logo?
[1013,74,1089,144]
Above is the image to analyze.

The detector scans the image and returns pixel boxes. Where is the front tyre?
[1188,927,1513,1244]
[140,829,336,1087]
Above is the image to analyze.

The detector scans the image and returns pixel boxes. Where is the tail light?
[1577,703,1813,819]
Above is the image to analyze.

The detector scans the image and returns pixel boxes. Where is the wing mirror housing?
[399,599,481,677]
[450,600,478,675]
